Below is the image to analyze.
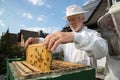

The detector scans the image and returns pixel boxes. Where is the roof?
[83,0,101,22]
[83,0,111,28]
[19,29,39,42]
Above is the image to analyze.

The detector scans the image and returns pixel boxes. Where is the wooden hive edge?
[12,61,42,76]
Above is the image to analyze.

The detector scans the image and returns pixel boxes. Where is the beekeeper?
[25,4,108,67]
[98,2,120,80]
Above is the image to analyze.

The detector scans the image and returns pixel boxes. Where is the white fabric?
[74,27,108,59]
[65,4,88,18]
[39,38,44,43]
[104,55,120,80]
[53,27,108,68]
[54,43,90,65]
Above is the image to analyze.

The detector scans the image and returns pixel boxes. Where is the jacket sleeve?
[39,38,44,43]
[74,30,108,59]
[53,44,64,53]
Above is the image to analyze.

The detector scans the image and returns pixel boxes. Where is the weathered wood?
[15,61,33,73]
[22,61,41,72]
[52,60,87,67]
[12,62,27,76]
[11,60,88,77]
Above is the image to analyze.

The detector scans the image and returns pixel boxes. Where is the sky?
[0,0,89,36]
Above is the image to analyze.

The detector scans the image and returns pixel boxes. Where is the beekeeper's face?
[67,14,84,32]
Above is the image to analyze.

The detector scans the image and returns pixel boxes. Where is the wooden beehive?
[26,43,52,72]
[7,44,95,80]
[8,60,89,80]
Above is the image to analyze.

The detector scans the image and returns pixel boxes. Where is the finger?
[44,35,51,49]
[25,37,36,48]
[47,37,56,51]
[24,42,28,49]
[25,38,31,48]
[51,39,61,51]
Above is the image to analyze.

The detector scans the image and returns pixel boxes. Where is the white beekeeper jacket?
[105,55,120,80]
[52,26,108,68]
[103,13,120,80]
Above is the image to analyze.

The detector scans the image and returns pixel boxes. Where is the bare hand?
[25,37,39,48]
[44,32,74,51]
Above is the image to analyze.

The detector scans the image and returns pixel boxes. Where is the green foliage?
[0,29,11,56]
[0,29,25,74]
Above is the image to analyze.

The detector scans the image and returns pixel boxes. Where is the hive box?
[6,44,96,80]
[7,58,96,80]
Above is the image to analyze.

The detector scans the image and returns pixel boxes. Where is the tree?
[0,29,13,74]
[0,29,25,74]
[0,29,12,56]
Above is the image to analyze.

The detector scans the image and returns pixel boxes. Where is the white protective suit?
[105,55,120,80]
[104,33,120,80]
[98,2,120,80]
[41,26,108,68]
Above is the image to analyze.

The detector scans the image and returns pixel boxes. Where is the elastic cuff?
[39,38,44,43]
[74,32,81,44]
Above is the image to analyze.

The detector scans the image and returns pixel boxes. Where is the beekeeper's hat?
[64,4,88,18]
